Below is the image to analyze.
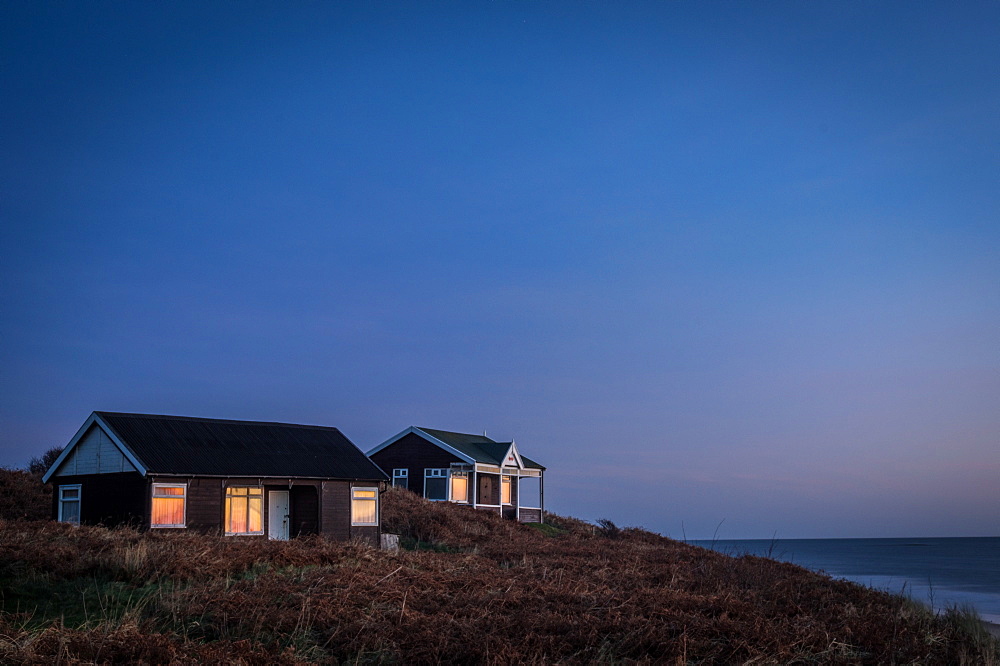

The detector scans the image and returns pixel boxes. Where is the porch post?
[472,468,477,509]
[540,471,545,524]
[515,472,520,523]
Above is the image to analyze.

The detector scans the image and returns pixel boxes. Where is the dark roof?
[519,454,544,470]
[416,427,545,470]
[96,412,388,480]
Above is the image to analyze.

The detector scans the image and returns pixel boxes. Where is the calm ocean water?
[692,537,1000,624]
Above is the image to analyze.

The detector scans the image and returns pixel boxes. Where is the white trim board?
[500,441,525,470]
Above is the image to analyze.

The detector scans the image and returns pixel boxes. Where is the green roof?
[417,427,545,470]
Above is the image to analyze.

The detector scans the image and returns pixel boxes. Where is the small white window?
[392,468,408,489]
[450,472,469,503]
[151,483,187,528]
[424,468,448,500]
[58,484,81,524]
[351,487,378,526]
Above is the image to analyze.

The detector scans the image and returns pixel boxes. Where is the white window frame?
[424,468,448,501]
[392,468,408,488]
[224,485,264,536]
[150,483,187,529]
[501,475,512,505]
[351,487,379,526]
[449,471,469,503]
[58,484,82,524]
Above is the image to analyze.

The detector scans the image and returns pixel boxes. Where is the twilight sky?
[2,2,997,539]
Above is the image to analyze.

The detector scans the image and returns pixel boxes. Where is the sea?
[691,537,1000,624]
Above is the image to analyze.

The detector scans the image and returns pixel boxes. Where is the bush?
[0,467,51,521]
[27,446,63,478]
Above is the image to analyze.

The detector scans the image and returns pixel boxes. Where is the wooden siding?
[291,485,319,536]
[368,432,463,498]
[518,508,542,523]
[187,478,223,532]
[318,480,381,547]
[54,424,137,477]
[54,471,378,543]
[53,472,146,527]
[320,480,350,541]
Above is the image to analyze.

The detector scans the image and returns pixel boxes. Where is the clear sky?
[2,2,997,539]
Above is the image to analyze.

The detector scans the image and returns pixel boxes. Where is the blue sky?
[2,2,997,539]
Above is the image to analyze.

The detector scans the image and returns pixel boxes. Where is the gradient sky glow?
[2,2,998,539]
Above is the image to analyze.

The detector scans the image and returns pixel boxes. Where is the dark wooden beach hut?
[367,427,546,523]
[42,412,389,545]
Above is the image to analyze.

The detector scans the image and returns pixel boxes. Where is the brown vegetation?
[0,468,52,522]
[0,487,995,664]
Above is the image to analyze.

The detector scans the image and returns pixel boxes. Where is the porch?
[446,463,544,523]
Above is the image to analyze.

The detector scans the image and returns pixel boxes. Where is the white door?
[268,490,290,540]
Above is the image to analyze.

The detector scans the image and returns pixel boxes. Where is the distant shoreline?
[697,536,1000,630]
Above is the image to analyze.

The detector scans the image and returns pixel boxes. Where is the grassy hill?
[0,487,996,663]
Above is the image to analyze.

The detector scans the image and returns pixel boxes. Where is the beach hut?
[367,427,546,523]
[42,412,388,545]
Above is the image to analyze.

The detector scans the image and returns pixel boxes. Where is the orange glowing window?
[450,473,468,503]
[351,487,378,526]
[151,484,186,528]
[225,486,263,535]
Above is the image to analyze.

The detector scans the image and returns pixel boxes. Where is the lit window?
[501,475,512,505]
[351,487,378,526]
[151,483,186,528]
[450,472,468,502]
[424,469,447,500]
[225,486,263,535]
[392,469,408,489]
[58,485,81,524]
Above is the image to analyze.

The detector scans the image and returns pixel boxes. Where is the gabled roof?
[368,426,545,470]
[46,412,388,481]
[417,428,512,465]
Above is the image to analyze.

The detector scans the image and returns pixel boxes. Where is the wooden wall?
[369,432,463,497]
[53,424,137,477]
[52,473,379,545]
[52,472,146,527]
[320,480,380,547]
[291,485,319,536]
[184,477,223,532]
[518,508,542,523]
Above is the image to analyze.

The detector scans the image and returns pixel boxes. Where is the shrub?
[0,467,51,521]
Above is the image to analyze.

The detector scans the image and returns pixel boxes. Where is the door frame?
[268,490,290,540]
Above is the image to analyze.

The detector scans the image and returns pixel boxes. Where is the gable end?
[43,413,147,483]
[367,427,476,464]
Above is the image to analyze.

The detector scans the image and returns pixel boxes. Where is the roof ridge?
[416,426,497,442]
[96,411,344,432]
